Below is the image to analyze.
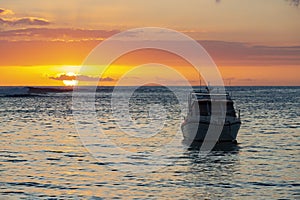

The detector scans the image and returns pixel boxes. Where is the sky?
[0,0,299,86]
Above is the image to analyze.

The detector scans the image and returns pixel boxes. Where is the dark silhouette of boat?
[181,88,241,143]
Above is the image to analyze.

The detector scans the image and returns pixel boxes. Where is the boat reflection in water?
[183,140,241,152]
[181,88,241,144]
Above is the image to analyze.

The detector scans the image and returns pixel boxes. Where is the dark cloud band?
[49,74,114,82]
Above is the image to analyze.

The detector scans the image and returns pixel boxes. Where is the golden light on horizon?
[63,79,78,86]
[62,72,78,86]
[65,72,77,76]
[0,65,299,86]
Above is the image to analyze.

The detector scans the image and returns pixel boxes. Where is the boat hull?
[181,120,241,142]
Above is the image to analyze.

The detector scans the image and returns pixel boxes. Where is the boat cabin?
[188,92,237,117]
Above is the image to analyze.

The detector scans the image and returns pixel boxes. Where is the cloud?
[223,77,255,83]
[0,8,14,15]
[216,0,299,6]
[199,40,300,66]
[0,28,118,41]
[0,36,299,66]
[0,17,50,26]
[0,8,50,27]
[49,74,115,82]
[288,0,299,6]
[100,77,115,82]
[49,74,76,81]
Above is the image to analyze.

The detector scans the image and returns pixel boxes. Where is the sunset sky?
[0,0,299,86]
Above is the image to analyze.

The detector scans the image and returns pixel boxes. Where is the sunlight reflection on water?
[0,86,299,199]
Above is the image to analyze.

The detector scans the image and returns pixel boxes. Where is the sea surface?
[0,86,299,199]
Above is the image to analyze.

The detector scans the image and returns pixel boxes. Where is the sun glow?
[63,79,78,86]
[66,71,76,76]
[63,71,78,86]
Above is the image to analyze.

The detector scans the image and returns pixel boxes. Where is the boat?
[181,87,241,143]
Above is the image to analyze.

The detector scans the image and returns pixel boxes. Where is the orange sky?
[0,0,299,86]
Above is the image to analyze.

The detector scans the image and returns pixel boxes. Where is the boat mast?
[198,72,201,91]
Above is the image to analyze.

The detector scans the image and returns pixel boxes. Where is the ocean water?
[0,86,299,199]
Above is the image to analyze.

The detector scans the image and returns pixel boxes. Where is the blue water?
[0,86,299,199]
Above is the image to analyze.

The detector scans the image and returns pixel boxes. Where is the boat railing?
[187,90,236,115]
[189,92,230,101]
